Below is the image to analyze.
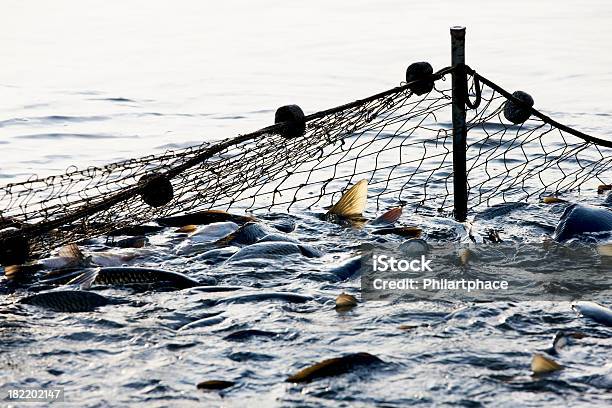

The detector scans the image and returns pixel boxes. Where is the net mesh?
[1,66,611,260]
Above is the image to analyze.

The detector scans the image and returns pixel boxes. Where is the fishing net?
[1,65,611,263]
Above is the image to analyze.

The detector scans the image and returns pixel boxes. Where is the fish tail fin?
[327,179,368,218]
[58,243,86,264]
[65,268,100,289]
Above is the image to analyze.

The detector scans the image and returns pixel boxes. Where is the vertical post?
[451,26,468,221]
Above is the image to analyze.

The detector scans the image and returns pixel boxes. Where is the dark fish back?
[20,290,110,312]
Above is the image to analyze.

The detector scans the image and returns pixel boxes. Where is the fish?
[215,222,270,246]
[371,226,422,238]
[399,239,430,257]
[0,216,25,229]
[196,380,235,390]
[369,207,403,226]
[474,202,528,220]
[65,267,202,289]
[226,242,322,263]
[329,256,363,280]
[38,244,148,269]
[178,314,226,331]
[38,243,91,270]
[335,293,358,311]
[286,352,383,383]
[175,222,241,254]
[208,292,313,305]
[175,224,198,233]
[598,184,612,194]
[573,301,612,327]
[3,263,45,283]
[553,204,612,241]
[257,233,300,244]
[272,218,296,233]
[223,329,280,341]
[531,353,563,375]
[547,331,586,355]
[188,222,240,243]
[19,290,111,312]
[327,179,368,219]
[157,209,254,227]
[542,196,566,204]
[192,246,240,264]
[109,236,148,248]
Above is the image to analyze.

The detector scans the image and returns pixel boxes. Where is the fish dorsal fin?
[58,243,85,262]
[327,180,368,218]
[370,207,403,226]
[531,353,563,374]
[65,268,100,290]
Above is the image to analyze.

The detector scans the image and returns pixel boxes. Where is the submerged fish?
[286,352,383,383]
[196,380,235,390]
[20,290,111,312]
[371,226,422,238]
[553,204,612,241]
[65,267,202,289]
[399,239,430,257]
[474,202,528,221]
[223,329,280,341]
[208,292,313,305]
[158,210,254,227]
[272,218,297,233]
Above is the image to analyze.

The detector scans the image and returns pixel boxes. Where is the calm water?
[1,1,612,406]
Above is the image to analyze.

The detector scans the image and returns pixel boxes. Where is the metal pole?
[451,26,468,221]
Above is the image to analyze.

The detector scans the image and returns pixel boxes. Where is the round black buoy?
[0,234,29,266]
[139,174,174,207]
[405,62,434,96]
[275,105,305,139]
[503,91,534,124]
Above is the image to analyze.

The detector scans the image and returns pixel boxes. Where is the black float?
[275,105,306,138]
[406,62,434,96]
[139,174,174,207]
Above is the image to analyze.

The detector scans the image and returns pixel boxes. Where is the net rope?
[1,65,611,260]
